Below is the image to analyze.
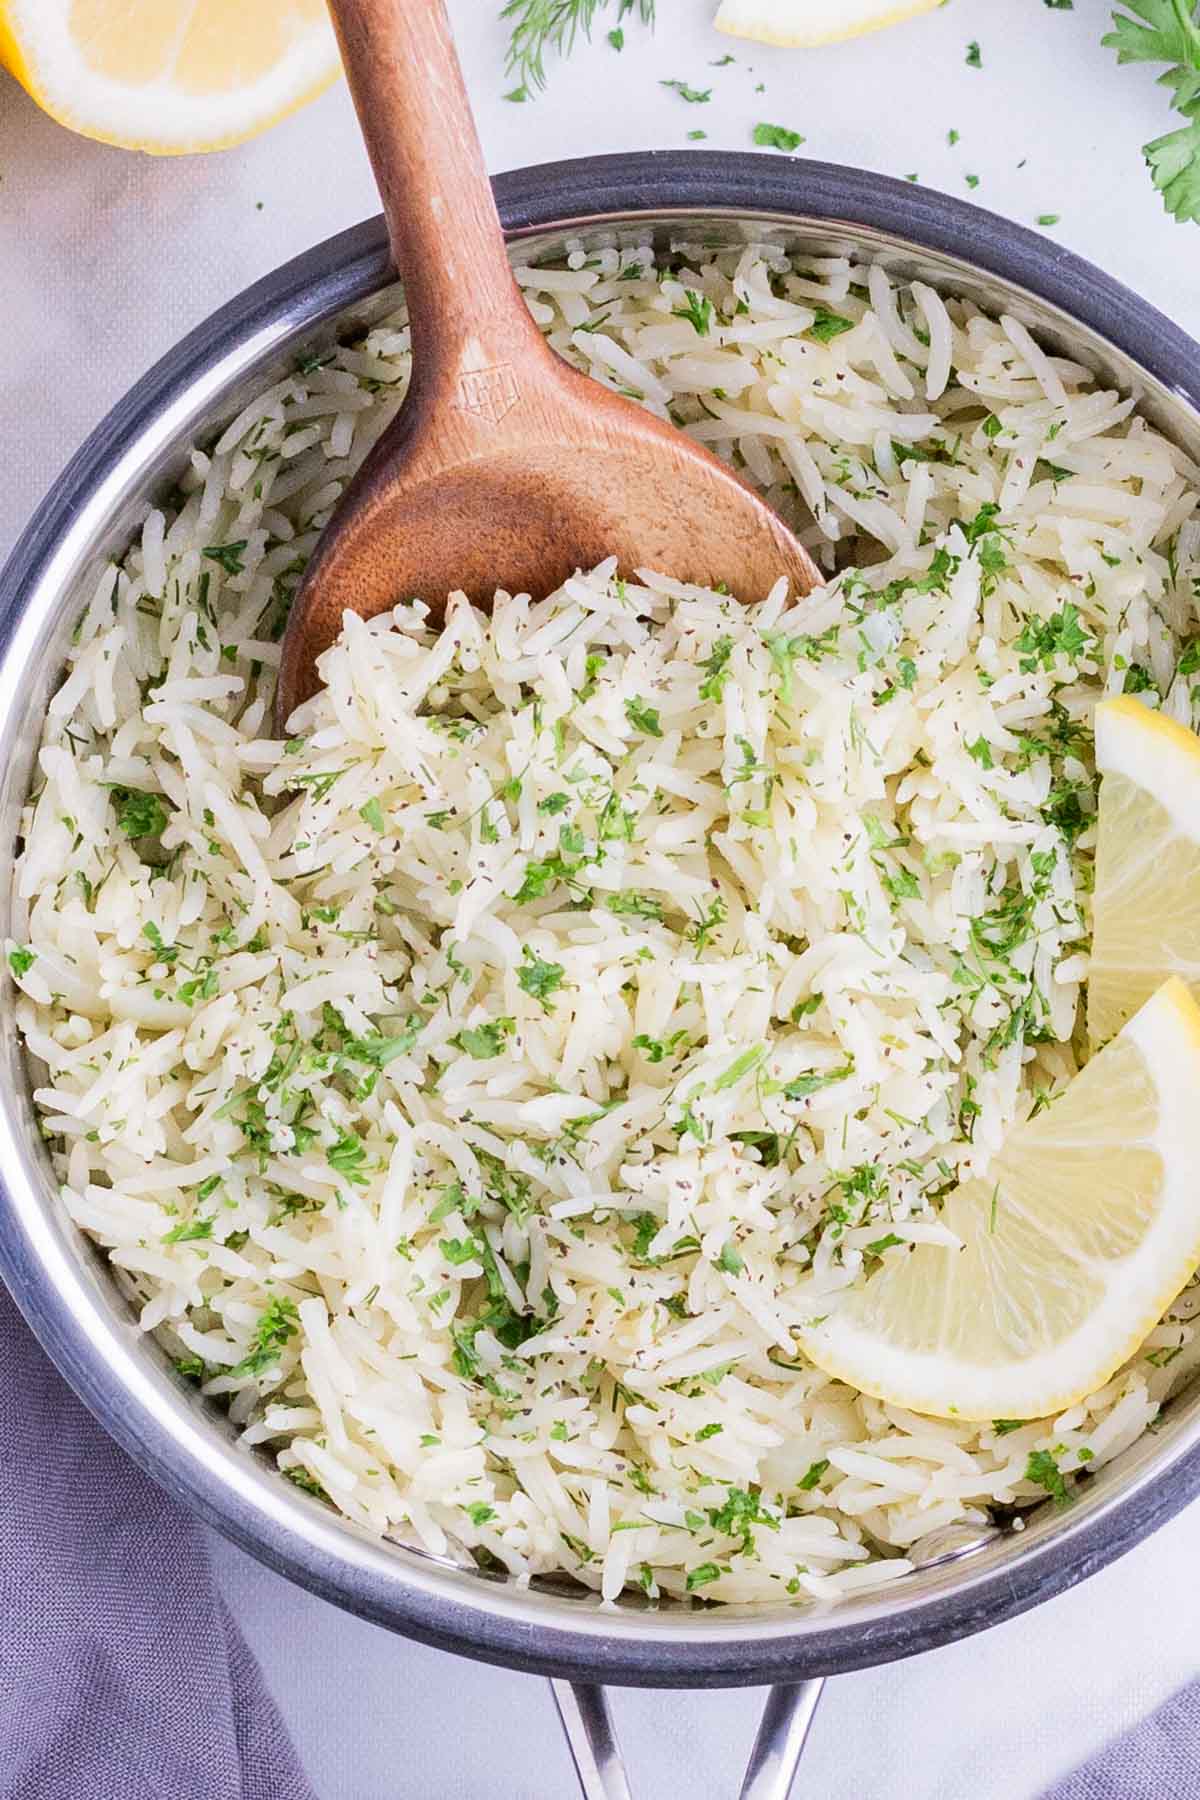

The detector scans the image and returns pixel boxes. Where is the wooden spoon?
[276,0,821,721]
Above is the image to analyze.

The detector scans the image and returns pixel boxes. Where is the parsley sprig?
[1105,0,1200,222]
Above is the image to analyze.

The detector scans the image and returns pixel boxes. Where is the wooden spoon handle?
[325,0,535,374]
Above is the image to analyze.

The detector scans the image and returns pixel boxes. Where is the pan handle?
[549,1677,826,1800]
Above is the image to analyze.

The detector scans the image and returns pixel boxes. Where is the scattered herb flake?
[455,1018,515,1059]
[202,541,247,576]
[661,79,711,103]
[685,1562,722,1591]
[624,695,663,737]
[808,304,855,343]
[517,948,566,1011]
[673,289,714,336]
[113,788,168,842]
[229,1296,299,1379]
[1025,1448,1073,1507]
[753,121,804,153]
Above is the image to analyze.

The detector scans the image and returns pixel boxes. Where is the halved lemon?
[1088,696,1200,1047]
[800,978,1200,1421]
[714,0,943,48]
[0,0,340,154]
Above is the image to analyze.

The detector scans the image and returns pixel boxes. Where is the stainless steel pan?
[2,153,1199,1799]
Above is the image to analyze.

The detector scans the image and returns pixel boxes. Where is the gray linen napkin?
[0,1278,316,1800]
[1043,1684,1200,1799]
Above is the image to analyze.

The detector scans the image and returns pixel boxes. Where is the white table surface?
[5,1,1200,1794]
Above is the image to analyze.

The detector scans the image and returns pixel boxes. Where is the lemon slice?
[800,978,1200,1421]
[1088,696,1200,1047]
[0,0,340,154]
[714,0,943,48]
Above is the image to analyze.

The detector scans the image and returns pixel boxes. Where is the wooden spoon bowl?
[277,0,821,721]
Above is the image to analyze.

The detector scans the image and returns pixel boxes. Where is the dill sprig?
[502,0,655,93]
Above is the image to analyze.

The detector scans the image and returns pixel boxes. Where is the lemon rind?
[714,0,942,48]
[1095,696,1200,844]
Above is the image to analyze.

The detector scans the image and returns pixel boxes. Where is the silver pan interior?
[1,154,1198,1688]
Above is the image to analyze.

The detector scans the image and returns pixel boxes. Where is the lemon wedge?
[714,0,943,48]
[800,978,1200,1422]
[0,0,340,154]
[1088,696,1200,1047]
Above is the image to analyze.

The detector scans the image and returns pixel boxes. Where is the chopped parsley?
[808,304,855,343]
[624,695,663,737]
[783,1063,853,1100]
[517,948,566,1011]
[112,787,168,842]
[142,922,178,964]
[661,79,711,103]
[673,289,714,336]
[327,1127,370,1185]
[688,894,726,952]
[753,122,804,152]
[633,1030,687,1064]
[698,635,733,701]
[606,892,664,921]
[708,1485,777,1549]
[1025,1448,1073,1507]
[161,1216,213,1244]
[202,541,247,576]
[178,967,219,1007]
[441,1236,482,1266]
[713,1045,767,1091]
[455,1017,515,1058]
[284,1468,328,1500]
[1014,601,1094,670]
[229,1296,299,1379]
[685,1562,722,1591]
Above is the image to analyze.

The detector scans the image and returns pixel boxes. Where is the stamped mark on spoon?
[456,364,520,424]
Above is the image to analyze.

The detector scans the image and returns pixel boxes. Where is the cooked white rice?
[11,240,1200,1606]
